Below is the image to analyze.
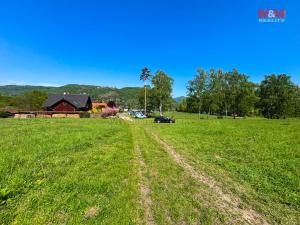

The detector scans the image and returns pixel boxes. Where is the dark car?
[154,116,175,123]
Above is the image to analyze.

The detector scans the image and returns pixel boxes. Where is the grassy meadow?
[138,113,300,224]
[0,119,141,224]
[0,113,299,224]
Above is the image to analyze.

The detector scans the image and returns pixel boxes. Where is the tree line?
[177,68,300,118]
[138,67,299,118]
[0,91,48,112]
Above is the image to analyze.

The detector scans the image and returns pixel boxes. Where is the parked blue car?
[129,110,147,118]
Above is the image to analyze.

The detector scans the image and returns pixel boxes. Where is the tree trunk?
[144,83,147,115]
[207,106,210,119]
[198,100,201,120]
[159,103,163,116]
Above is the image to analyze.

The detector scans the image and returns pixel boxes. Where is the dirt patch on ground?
[136,145,155,225]
[147,130,270,225]
[84,207,100,219]
[118,113,133,121]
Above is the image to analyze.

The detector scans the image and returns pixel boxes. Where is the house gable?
[52,99,76,112]
[43,94,92,112]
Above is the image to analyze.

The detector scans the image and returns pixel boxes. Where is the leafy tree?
[177,97,187,112]
[206,69,226,116]
[0,95,14,109]
[151,70,174,116]
[226,69,243,118]
[258,74,297,118]
[186,96,199,113]
[294,86,300,117]
[223,72,231,116]
[238,82,259,116]
[224,69,258,118]
[140,67,151,113]
[187,68,208,119]
[19,91,48,110]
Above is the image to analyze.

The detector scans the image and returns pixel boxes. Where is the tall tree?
[223,72,231,117]
[187,68,208,119]
[294,86,300,117]
[225,69,254,118]
[238,81,259,116]
[152,70,173,116]
[206,69,225,117]
[216,69,227,114]
[258,74,297,118]
[140,67,151,114]
[177,97,187,112]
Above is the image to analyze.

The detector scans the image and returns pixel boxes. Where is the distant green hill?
[0,84,143,107]
[174,96,186,103]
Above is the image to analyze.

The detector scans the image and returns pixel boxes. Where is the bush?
[80,113,91,118]
[0,111,13,118]
[101,107,119,118]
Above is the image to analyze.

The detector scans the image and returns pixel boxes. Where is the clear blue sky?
[0,0,299,97]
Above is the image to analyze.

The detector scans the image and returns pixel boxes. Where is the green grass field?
[0,113,299,224]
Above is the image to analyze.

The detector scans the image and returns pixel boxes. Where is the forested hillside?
[0,84,142,107]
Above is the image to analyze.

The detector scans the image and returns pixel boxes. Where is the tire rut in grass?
[135,144,155,225]
[146,129,270,225]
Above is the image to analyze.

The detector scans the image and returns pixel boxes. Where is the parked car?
[135,111,147,119]
[129,110,147,118]
[154,116,175,123]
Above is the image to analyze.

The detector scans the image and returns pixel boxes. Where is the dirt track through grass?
[131,125,155,225]
[131,123,227,224]
[135,144,155,225]
[145,127,270,225]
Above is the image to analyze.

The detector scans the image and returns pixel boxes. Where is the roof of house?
[43,94,91,109]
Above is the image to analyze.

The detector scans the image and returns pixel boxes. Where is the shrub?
[80,113,91,118]
[0,111,13,118]
[101,107,119,118]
